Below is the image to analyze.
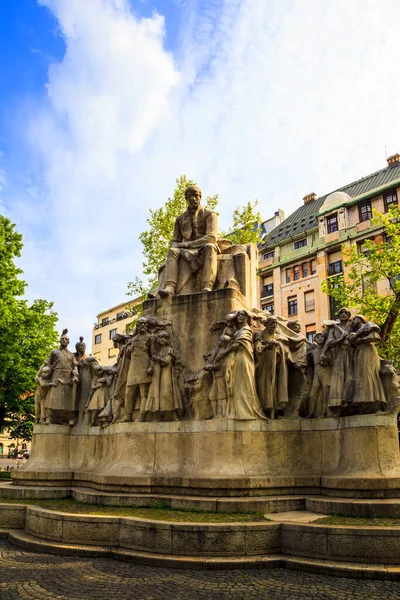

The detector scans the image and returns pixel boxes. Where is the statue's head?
[287,319,301,334]
[157,330,170,346]
[40,365,52,379]
[93,363,104,376]
[351,314,366,331]
[264,315,278,333]
[60,329,69,348]
[314,332,325,346]
[137,317,148,333]
[236,309,251,326]
[337,307,351,322]
[185,185,202,211]
[112,333,129,348]
[75,336,86,355]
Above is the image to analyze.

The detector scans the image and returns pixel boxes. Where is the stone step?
[7,529,400,579]
[306,496,400,518]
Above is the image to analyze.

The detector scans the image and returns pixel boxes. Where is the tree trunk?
[0,404,6,436]
[380,292,400,345]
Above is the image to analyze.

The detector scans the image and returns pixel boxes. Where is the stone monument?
[13,186,400,502]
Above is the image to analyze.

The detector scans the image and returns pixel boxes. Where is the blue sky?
[1,0,400,349]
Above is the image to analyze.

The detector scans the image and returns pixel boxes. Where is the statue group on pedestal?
[34,186,400,426]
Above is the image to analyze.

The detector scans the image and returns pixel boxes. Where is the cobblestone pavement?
[0,540,399,599]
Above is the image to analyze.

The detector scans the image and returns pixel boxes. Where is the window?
[294,266,300,280]
[326,213,338,233]
[362,275,377,295]
[263,251,275,260]
[117,311,127,321]
[263,303,274,314]
[94,334,102,344]
[304,291,315,312]
[311,259,317,274]
[306,330,316,343]
[101,317,109,327]
[294,238,307,250]
[384,189,398,212]
[286,268,291,283]
[263,283,273,297]
[328,260,343,275]
[108,347,117,359]
[109,328,117,340]
[358,199,372,222]
[288,297,298,316]
[302,262,309,278]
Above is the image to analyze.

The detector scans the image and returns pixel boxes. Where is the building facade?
[91,300,139,365]
[258,154,400,340]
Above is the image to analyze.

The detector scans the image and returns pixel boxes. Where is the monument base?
[13,413,400,498]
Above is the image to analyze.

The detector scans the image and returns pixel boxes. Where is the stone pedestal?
[13,414,400,498]
[143,288,248,371]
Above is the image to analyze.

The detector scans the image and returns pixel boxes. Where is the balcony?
[93,310,137,330]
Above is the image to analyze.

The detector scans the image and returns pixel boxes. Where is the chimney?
[387,153,400,167]
[303,192,317,204]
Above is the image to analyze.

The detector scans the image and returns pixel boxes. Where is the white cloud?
[4,0,400,349]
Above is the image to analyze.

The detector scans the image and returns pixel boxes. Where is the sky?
[1,0,400,351]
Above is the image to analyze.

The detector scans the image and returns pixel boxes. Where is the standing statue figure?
[348,316,387,412]
[217,310,266,420]
[87,364,114,426]
[123,317,153,422]
[205,312,238,418]
[144,330,184,421]
[99,333,131,426]
[159,185,219,296]
[43,329,79,425]
[323,308,353,410]
[307,332,332,418]
[255,315,289,419]
[74,336,97,424]
[34,365,56,424]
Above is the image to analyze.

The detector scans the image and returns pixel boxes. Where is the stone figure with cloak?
[144,330,185,421]
[43,329,79,425]
[322,308,353,410]
[255,315,289,419]
[348,315,387,413]
[74,337,97,424]
[216,310,265,420]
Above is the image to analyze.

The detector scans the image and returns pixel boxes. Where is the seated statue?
[149,185,257,302]
[159,185,219,296]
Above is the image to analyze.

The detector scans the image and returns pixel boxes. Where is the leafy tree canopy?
[321,204,400,366]
[222,200,263,245]
[0,216,59,440]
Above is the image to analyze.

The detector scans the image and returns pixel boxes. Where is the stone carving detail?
[41,329,79,425]
[74,337,98,424]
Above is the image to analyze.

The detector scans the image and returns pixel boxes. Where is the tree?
[0,216,59,440]
[127,175,218,304]
[321,205,400,366]
[222,200,263,245]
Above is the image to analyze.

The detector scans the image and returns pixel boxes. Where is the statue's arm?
[171,217,183,248]
[185,211,218,249]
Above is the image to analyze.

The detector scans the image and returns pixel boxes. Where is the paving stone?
[0,539,397,598]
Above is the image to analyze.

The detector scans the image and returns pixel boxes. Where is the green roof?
[262,162,400,249]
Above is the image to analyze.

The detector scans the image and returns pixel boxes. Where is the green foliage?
[127,175,218,302]
[0,216,59,440]
[223,200,263,245]
[321,205,400,366]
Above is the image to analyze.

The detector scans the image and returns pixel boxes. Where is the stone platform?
[1,501,400,576]
[12,412,400,498]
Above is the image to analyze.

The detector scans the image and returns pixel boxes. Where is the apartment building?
[91,299,140,365]
[258,154,400,340]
